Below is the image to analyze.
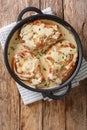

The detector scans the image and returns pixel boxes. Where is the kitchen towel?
[0,7,87,105]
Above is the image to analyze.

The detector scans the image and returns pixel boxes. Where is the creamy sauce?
[8,19,78,89]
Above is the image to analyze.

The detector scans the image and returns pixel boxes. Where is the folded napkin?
[0,7,87,105]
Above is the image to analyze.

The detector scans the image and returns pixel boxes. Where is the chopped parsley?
[55,60,59,64]
[43,81,50,87]
[21,36,23,38]
[10,46,15,51]
[62,55,67,61]
[41,49,46,54]
[43,68,46,71]
[61,65,64,70]
[15,38,17,40]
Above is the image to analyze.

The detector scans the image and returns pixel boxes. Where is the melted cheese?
[23,39,36,49]
[20,21,61,50]
[20,23,33,37]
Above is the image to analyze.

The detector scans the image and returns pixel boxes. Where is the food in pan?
[40,40,77,85]
[8,20,78,88]
[19,20,62,53]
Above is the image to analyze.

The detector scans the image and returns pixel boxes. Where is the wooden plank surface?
[64,1,87,130]
[0,0,87,130]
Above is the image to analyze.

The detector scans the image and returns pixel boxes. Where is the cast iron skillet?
[4,7,83,100]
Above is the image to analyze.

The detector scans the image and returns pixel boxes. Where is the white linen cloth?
[0,7,87,105]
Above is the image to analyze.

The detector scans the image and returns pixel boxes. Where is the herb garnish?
[15,38,17,40]
[55,61,58,64]
[41,49,46,54]
[8,53,10,55]
[44,82,47,86]
[38,65,40,67]
[10,46,15,51]
[38,52,43,57]
[43,68,46,71]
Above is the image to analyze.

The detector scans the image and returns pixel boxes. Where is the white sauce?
[8,20,78,89]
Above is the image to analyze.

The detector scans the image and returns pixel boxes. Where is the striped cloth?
[0,7,87,105]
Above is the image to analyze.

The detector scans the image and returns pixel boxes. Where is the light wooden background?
[0,0,87,130]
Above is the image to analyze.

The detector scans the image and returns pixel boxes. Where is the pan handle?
[17,7,43,21]
[42,84,71,100]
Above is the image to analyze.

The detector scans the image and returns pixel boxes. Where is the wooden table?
[0,0,87,130]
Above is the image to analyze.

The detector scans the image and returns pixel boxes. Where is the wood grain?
[64,0,87,130]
